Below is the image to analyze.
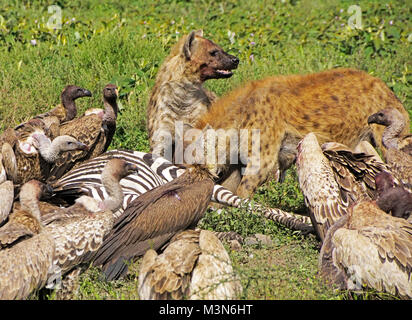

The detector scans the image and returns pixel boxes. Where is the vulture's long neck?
[102,97,118,150]
[100,168,123,212]
[382,117,405,150]
[103,97,118,128]
[61,94,77,122]
[20,190,41,223]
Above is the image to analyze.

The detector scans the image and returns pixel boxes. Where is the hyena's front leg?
[235,126,281,198]
[236,147,278,199]
[236,163,275,198]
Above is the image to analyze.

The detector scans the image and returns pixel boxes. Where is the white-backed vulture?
[0,231,56,300]
[87,164,216,281]
[319,200,412,298]
[1,123,88,188]
[296,132,392,241]
[368,108,412,187]
[43,158,138,299]
[0,159,138,300]
[41,158,139,225]
[139,229,242,300]
[46,84,119,183]
[0,180,52,248]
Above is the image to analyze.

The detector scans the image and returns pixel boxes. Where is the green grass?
[1,0,411,300]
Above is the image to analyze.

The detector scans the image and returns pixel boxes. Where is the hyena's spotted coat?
[194,68,410,198]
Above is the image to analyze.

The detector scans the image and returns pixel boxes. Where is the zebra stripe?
[51,149,313,231]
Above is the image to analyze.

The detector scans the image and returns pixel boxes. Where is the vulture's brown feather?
[0,159,137,300]
[0,180,51,248]
[0,212,39,247]
[320,201,412,298]
[47,84,119,183]
[138,229,242,300]
[1,121,88,192]
[47,113,104,182]
[385,148,412,188]
[2,123,46,186]
[297,133,394,241]
[89,165,215,281]
[0,231,55,300]
[322,147,390,201]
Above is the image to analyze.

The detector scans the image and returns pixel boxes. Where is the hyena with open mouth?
[147,30,239,161]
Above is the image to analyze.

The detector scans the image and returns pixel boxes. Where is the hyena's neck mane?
[155,35,202,85]
[149,40,214,118]
[155,54,191,84]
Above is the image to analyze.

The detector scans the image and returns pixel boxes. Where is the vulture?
[0,122,88,189]
[368,108,412,187]
[0,180,51,248]
[43,158,138,298]
[319,200,412,299]
[87,164,216,281]
[46,84,119,183]
[374,171,412,221]
[296,132,392,241]
[0,159,138,300]
[0,229,56,300]
[138,229,242,300]
[14,85,92,136]
[41,158,139,225]
[0,153,13,224]
[0,179,55,300]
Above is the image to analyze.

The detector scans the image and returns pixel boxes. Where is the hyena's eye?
[209,50,219,57]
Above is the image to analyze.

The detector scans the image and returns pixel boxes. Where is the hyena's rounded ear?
[183,30,204,60]
[194,29,204,37]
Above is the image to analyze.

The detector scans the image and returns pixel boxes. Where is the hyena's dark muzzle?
[200,47,239,81]
[213,51,239,78]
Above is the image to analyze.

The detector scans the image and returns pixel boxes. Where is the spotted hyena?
[191,68,410,198]
[147,30,239,160]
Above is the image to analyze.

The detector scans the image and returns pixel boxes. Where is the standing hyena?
[192,68,410,198]
[147,30,239,160]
